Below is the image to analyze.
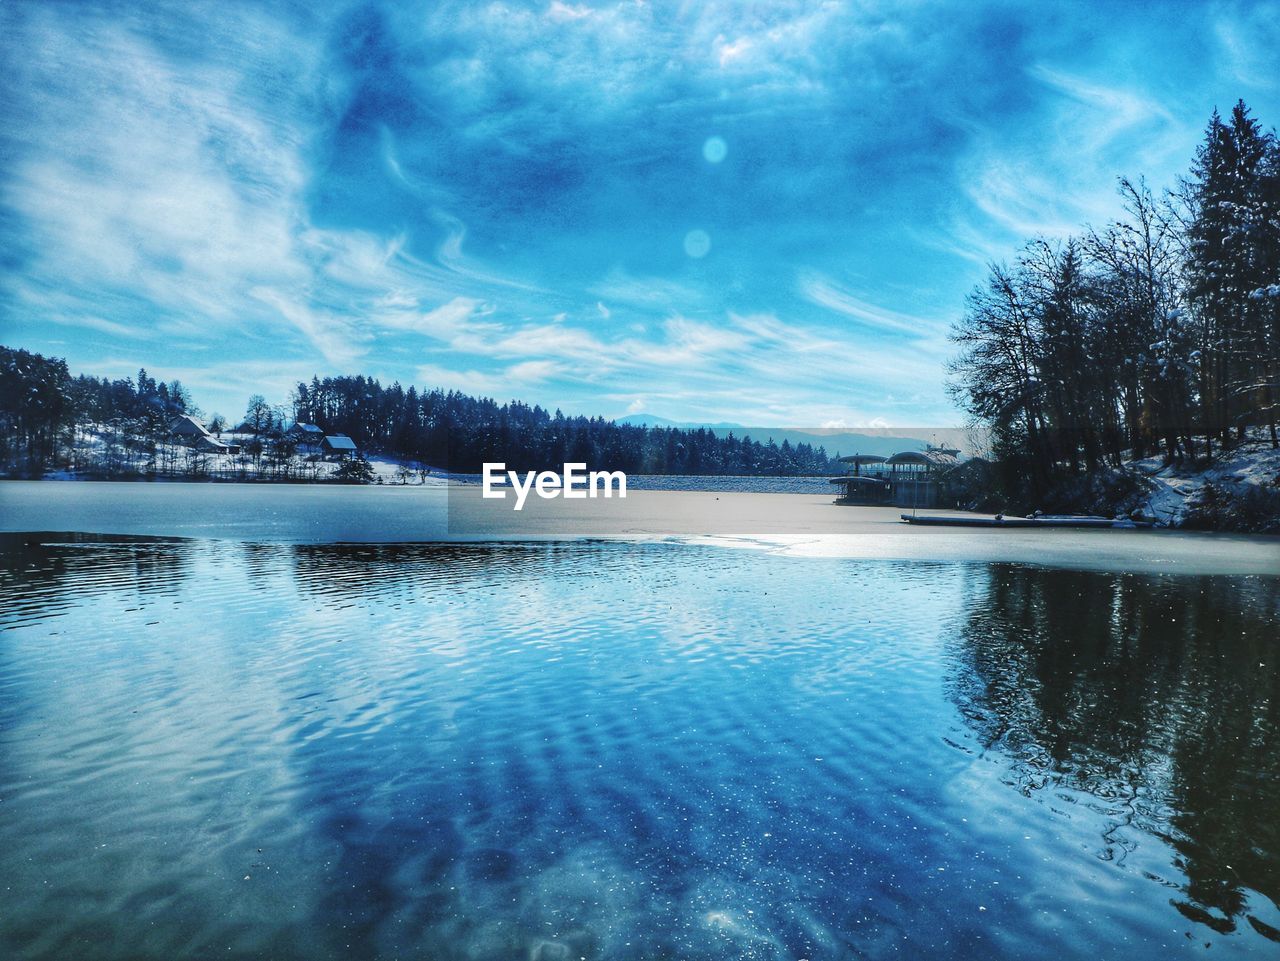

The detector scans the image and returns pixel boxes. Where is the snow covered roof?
[169,414,209,436]
[291,422,325,435]
[323,434,357,451]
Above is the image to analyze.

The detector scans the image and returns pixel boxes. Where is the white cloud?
[46,314,152,340]
[0,3,566,422]
[375,296,491,339]
[8,0,1243,430]
[589,268,708,310]
[943,63,1200,257]
[800,273,946,337]
[507,359,561,382]
[414,360,558,398]
[250,287,369,366]
[547,2,594,23]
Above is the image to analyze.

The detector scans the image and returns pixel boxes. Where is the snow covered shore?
[1130,434,1280,533]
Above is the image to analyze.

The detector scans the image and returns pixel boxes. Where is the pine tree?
[1185,102,1275,449]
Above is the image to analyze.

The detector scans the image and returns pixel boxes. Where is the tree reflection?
[947,565,1280,940]
[0,532,194,603]
[284,541,679,605]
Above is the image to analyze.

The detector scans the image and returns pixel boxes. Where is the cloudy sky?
[2,1,1278,426]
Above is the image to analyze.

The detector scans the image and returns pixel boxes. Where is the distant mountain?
[614,413,742,429]
[611,414,952,459]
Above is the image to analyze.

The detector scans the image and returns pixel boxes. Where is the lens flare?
[683,230,711,258]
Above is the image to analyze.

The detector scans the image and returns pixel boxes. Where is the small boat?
[900,513,1154,529]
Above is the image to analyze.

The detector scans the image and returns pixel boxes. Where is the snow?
[365,456,450,486]
[40,427,452,486]
[1129,428,1280,527]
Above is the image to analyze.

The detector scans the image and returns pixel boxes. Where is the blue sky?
[2,1,1278,426]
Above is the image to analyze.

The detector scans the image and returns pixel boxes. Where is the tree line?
[949,101,1280,501]
[1,347,198,476]
[0,346,840,478]
[288,374,836,475]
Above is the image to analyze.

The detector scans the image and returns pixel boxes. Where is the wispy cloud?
[3,0,1275,425]
[1212,2,1280,90]
[249,287,370,366]
[800,274,947,337]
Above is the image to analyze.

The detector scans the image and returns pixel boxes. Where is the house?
[169,414,210,441]
[829,455,892,504]
[288,423,325,442]
[286,423,326,454]
[322,434,358,458]
[194,434,238,455]
[833,446,960,508]
[167,416,239,455]
[884,447,959,508]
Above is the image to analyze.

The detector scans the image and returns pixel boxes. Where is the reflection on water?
[0,535,1277,960]
[948,566,1280,941]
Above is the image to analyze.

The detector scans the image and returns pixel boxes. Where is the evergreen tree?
[1185,102,1276,449]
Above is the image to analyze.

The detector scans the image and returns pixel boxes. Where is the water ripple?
[1,537,1277,960]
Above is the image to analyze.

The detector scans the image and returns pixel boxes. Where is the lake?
[1,483,1278,959]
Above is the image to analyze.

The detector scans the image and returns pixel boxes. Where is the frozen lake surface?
[2,480,1277,574]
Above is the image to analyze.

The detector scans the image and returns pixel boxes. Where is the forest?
[0,346,838,479]
[949,101,1280,503]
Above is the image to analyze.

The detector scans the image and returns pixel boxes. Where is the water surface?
[1,536,1277,959]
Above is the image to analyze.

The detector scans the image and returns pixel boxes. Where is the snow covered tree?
[1184,102,1278,450]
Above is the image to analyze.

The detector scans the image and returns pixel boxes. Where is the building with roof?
[828,455,892,504]
[286,422,327,454]
[288,423,325,442]
[322,434,358,458]
[169,414,210,440]
[832,446,960,508]
[194,434,239,455]
[168,415,241,455]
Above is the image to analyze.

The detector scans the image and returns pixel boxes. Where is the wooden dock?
[900,513,1152,529]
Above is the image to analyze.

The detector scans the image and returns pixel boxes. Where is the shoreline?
[4,470,840,489]
[2,480,1276,576]
[15,434,1280,535]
